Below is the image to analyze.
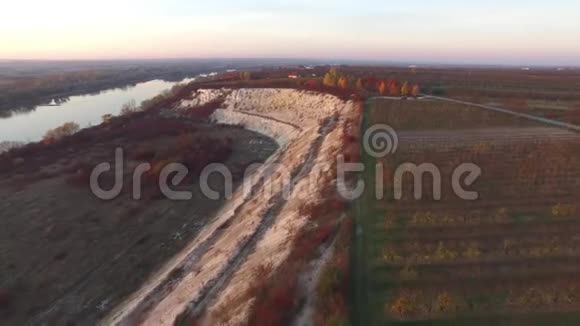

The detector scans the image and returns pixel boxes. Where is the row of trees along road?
[323,68,420,97]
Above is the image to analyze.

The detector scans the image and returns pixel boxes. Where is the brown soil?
[0,112,278,325]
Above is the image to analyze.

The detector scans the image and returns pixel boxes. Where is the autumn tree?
[411,84,420,97]
[323,67,340,87]
[378,81,387,95]
[401,82,410,97]
[365,77,379,90]
[43,122,80,144]
[338,77,348,89]
[388,80,400,96]
[323,73,336,87]
[356,78,365,91]
[239,71,252,81]
[328,67,339,77]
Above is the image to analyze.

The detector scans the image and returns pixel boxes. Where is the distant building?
[288,72,299,79]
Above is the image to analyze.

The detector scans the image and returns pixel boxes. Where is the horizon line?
[1,57,579,69]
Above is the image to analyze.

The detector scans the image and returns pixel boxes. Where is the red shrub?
[304,79,321,88]
[249,278,299,326]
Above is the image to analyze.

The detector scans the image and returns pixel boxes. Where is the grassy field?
[353,98,580,325]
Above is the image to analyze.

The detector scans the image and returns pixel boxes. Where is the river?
[0,77,195,143]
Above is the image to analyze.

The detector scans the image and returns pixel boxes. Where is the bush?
[140,83,190,112]
[119,99,140,115]
[0,141,24,153]
[305,79,321,88]
[435,292,457,313]
[388,291,417,318]
[318,266,342,299]
[43,122,80,144]
[552,203,577,218]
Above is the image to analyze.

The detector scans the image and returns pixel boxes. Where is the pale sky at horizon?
[1,0,579,65]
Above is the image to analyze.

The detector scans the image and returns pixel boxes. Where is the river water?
[0,78,194,142]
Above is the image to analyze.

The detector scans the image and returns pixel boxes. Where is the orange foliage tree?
[411,84,420,97]
[323,67,340,87]
[239,71,252,81]
[356,78,365,91]
[401,82,410,97]
[388,80,400,96]
[378,81,387,95]
[43,122,80,144]
[338,77,348,89]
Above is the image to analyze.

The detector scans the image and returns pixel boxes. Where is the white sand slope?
[102,89,355,326]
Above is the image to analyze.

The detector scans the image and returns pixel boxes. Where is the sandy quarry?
[102,88,356,326]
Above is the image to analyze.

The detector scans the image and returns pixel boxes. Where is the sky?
[1,0,579,65]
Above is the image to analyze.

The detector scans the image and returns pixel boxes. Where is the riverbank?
[0,78,197,142]
[0,72,200,116]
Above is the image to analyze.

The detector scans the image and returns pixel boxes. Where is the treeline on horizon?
[322,68,420,97]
